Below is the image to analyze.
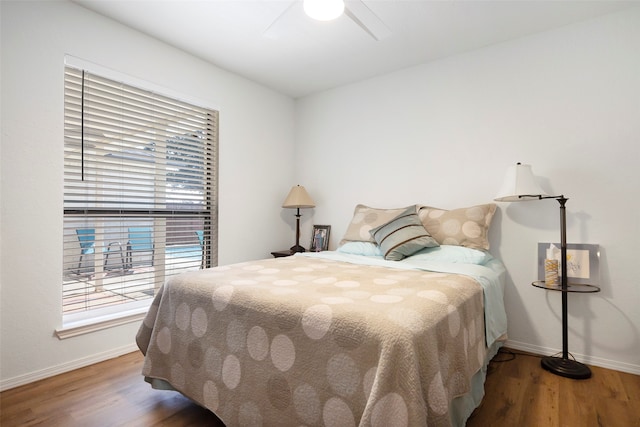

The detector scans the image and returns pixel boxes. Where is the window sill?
[55,305,149,340]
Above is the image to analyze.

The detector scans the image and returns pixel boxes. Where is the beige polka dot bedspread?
[136,253,490,426]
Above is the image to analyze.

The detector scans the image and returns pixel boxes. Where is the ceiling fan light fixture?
[303,0,345,21]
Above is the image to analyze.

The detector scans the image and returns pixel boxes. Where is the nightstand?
[271,250,293,258]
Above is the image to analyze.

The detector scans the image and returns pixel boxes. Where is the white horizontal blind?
[63,66,218,316]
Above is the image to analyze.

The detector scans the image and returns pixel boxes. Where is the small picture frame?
[537,243,600,285]
[310,225,331,252]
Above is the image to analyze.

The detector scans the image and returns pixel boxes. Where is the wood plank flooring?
[467,349,640,427]
[0,352,224,427]
[1,348,638,426]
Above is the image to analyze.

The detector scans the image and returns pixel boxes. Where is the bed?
[136,203,507,426]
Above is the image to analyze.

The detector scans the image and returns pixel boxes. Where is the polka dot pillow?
[339,204,413,245]
[418,203,496,250]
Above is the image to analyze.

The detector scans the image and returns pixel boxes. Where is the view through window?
[63,65,218,319]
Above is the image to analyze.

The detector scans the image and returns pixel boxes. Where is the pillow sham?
[370,206,439,261]
[405,245,492,265]
[336,241,383,257]
[418,203,496,250]
[339,204,411,245]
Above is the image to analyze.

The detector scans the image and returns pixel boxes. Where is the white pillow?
[405,245,492,265]
[336,241,383,257]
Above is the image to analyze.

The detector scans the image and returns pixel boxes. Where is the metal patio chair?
[76,228,126,274]
[126,227,155,269]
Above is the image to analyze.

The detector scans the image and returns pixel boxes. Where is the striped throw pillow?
[370,206,439,261]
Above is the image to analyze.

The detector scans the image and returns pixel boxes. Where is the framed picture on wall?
[310,225,331,252]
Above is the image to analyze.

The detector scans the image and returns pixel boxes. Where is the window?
[62,65,218,324]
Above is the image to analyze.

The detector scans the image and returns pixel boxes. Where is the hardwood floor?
[467,349,640,427]
[0,352,224,427]
[1,349,638,426]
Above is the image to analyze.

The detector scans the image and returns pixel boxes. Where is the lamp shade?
[282,185,316,208]
[494,163,548,202]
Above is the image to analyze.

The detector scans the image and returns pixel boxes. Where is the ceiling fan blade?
[263,0,298,39]
[344,0,391,41]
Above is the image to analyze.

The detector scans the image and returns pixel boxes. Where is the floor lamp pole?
[560,197,569,360]
[540,196,592,379]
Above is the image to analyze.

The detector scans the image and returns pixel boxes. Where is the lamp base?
[290,245,306,253]
[541,356,591,379]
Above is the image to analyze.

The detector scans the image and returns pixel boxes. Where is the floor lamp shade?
[495,163,593,379]
[495,162,548,201]
[282,185,315,253]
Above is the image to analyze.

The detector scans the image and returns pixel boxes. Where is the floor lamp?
[282,185,316,253]
[495,163,593,379]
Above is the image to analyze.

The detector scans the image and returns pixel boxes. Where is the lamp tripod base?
[541,356,591,379]
[289,245,306,253]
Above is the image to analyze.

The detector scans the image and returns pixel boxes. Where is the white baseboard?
[0,343,139,392]
[506,339,640,375]
[3,340,637,391]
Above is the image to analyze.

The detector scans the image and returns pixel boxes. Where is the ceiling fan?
[264,0,392,41]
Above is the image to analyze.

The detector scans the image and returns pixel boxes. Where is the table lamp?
[282,185,315,253]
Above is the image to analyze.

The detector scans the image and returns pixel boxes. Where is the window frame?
[60,57,218,334]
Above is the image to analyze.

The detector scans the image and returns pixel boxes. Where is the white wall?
[295,8,640,373]
[2,1,638,391]
[0,1,295,388]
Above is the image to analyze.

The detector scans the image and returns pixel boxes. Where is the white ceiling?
[74,0,638,98]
